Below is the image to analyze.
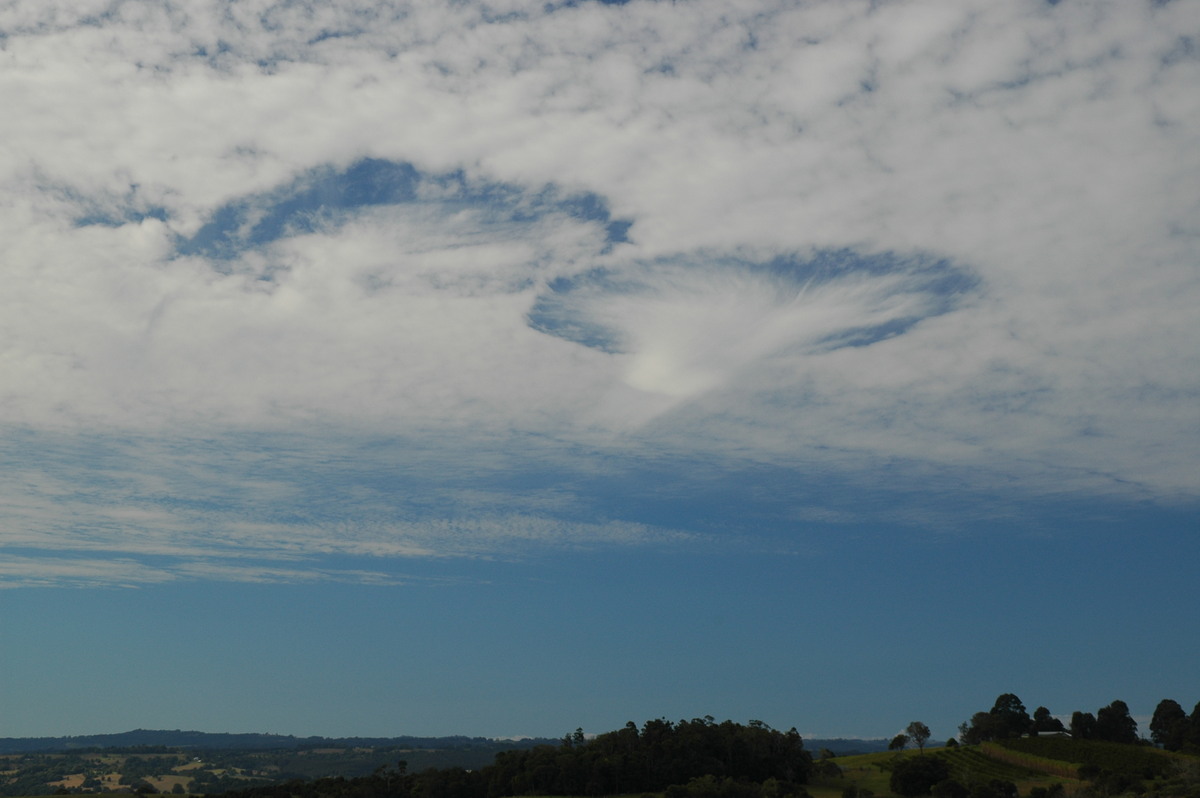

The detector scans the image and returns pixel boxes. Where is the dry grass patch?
[48,774,86,789]
[149,775,191,792]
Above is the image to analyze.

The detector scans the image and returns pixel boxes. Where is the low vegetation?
[213,718,811,798]
[0,742,549,797]
[6,694,1200,798]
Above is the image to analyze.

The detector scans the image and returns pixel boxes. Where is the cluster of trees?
[888,724,932,754]
[214,718,813,798]
[887,756,1024,798]
[887,756,953,798]
[958,695,1065,745]
[1149,699,1200,752]
[494,718,809,795]
[1066,701,1139,744]
[958,694,1155,746]
[957,692,1200,753]
[1139,759,1200,798]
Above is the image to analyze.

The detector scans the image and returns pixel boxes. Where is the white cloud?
[0,555,176,590]
[1,0,1198,583]
[0,427,707,588]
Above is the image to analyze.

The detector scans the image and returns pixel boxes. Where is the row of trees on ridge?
[1149,699,1200,752]
[958,693,1200,751]
[215,718,813,798]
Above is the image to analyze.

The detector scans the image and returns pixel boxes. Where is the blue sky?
[1,0,1199,744]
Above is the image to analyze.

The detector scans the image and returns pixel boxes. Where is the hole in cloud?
[63,182,170,229]
[75,206,170,227]
[552,0,632,8]
[174,159,632,262]
[528,250,978,398]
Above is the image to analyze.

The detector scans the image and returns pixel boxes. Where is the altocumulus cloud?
[1,0,1198,587]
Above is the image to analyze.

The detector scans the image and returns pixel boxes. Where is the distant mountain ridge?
[0,729,551,754]
[0,728,907,756]
[808,737,915,755]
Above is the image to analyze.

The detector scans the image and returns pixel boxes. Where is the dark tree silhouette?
[889,756,949,797]
[1150,699,1187,750]
[1094,700,1138,744]
[905,722,931,753]
[989,694,1031,739]
[1070,711,1096,740]
[1032,707,1065,734]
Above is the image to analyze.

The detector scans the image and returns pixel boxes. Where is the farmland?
[3,727,1199,798]
[806,747,1079,798]
[0,742,545,797]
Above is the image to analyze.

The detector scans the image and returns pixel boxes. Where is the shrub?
[931,779,968,798]
[964,780,1016,798]
[890,757,952,797]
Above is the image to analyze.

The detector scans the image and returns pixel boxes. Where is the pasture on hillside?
[805,746,1083,798]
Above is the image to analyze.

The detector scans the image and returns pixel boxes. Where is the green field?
[806,747,1083,798]
[12,740,1200,798]
[806,740,1200,798]
[991,738,1192,780]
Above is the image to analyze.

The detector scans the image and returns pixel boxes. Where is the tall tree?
[906,722,932,754]
[1032,707,1065,734]
[989,694,1031,739]
[889,756,950,797]
[1070,711,1096,740]
[889,734,909,751]
[1094,700,1138,744]
[1150,699,1188,750]
[960,712,1000,745]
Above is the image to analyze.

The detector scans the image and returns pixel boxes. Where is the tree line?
[1148,699,1200,752]
[212,718,813,798]
[958,693,1200,751]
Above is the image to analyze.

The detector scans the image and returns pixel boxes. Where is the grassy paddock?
[807,746,1085,798]
[807,749,910,798]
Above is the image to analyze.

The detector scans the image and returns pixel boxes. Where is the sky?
[1,0,1199,745]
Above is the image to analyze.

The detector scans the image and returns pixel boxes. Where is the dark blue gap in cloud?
[64,181,170,228]
[797,250,977,349]
[1161,35,1197,67]
[176,159,418,260]
[172,159,632,262]
[527,249,979,354]
[549,0,631,9]
[75,206,170,227]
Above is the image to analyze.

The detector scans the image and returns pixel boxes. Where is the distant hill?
[0,730,897,756]
[0,729,554,755]
[808,737,940,755]
[0,723,818,796]
[0,732,563,796]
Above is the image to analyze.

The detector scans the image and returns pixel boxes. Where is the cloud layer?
[2,0,1198,586]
